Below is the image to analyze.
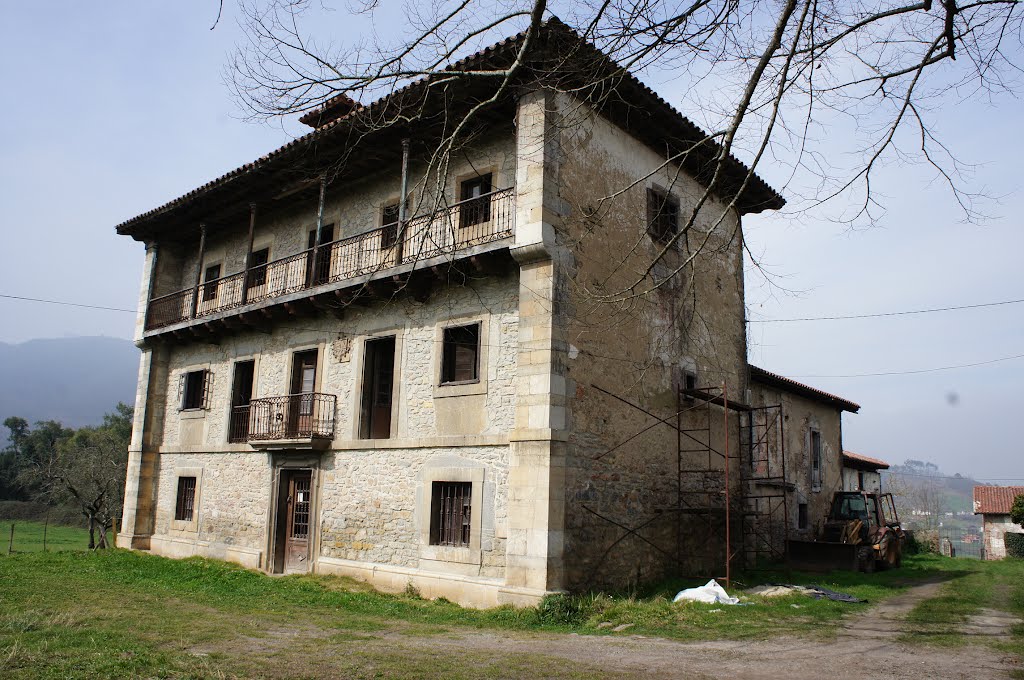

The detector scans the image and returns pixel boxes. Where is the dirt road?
[388,581,1022,679]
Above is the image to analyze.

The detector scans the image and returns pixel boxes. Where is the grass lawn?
[0,542,1020,679]
[0,518,91,553]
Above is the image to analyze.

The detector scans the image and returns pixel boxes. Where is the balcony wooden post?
[190,223,207,319]
[311,177,327,287]
[397,139,410,264]
[241,203,257,302]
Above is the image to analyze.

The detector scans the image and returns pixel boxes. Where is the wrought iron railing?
[228,405,251,443]
[145,188,514,330]
[246,393,336,442]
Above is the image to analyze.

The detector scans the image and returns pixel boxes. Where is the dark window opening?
[229,360,255,442]
[175,476,197,522]
[307,224,335,285]
[459,174,492,228]
[180,369,210,411]
[249,248,270,287]
[381,203,400,249]
[202,263,221,302]
[798,503,808,530]
[430,481,472,547]
[810,430,822,490]
[858,471,865,491]
[441,323,480,384]
[646,188,680,245]
[359,336,396,440]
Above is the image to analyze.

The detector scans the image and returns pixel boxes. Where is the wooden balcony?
[145,188,515,334]
[230,393,336,449]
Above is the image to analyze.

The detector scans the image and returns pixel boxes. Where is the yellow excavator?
[788,491,905,572]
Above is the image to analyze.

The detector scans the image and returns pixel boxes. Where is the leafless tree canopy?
[228,0,1022,297]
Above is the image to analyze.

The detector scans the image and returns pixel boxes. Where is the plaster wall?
[842,468,882,493]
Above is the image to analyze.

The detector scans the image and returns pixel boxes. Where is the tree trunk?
[87,514,96,549]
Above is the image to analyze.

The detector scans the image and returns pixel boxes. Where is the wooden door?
[284,471,312,573]
[290,350,317,437]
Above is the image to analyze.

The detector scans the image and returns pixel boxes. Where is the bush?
[1011,494,1024,528]
[905,529,939,555]
[1005,532,1024,559]
[536,594,591,626]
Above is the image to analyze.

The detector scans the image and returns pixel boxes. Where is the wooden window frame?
[171,468,203,533]
[440,323,480,386]
[810,429,822,492]
[179,369,212,411]
[248,247,270,288]
[202,263,222,302]
[646,187,680,245]
[458,173,493,229]
[429,481,473,547]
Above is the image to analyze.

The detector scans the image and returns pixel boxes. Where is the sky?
[0,2,1021,481]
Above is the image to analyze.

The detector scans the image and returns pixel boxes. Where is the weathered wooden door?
[284,471,312,573]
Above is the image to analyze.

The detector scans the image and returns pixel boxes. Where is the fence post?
[43,509,50,552]
[7,523,13,555]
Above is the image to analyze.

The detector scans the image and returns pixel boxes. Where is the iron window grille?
[430,481,472,547]
[174,476,197,521]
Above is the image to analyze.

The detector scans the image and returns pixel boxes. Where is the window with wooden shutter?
[202,263,221,302]
[179,369,212,411]
[646,187,679,245]
[810,429,822,491]
[249,248,270,287]
[441,323,480,384]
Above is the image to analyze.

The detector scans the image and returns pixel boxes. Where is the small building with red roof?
[973,485,1024,560]
[841,450,890,494]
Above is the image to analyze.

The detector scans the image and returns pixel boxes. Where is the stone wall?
[983,514,1023,560]
[547,91,749,591]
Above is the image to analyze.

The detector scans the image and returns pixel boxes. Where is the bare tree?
[226,0,1021,303]
[19,406,131,549]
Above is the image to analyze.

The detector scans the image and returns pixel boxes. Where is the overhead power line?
[0,294,136,314]
[787,352,1024,378]
[749,297,1024,323]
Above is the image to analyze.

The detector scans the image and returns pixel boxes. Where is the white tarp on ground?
[672,579,740,605]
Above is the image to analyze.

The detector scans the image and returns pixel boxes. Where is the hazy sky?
[1,3,1021,481]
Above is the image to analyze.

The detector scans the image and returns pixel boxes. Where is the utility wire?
[0,294,136,314]
[786,352,1024,378]
[749,297,1024,323]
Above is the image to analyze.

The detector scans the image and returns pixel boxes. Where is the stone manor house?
[117,19,862,606]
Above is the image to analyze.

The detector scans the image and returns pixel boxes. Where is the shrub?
[536,594,590,626]
[905,529,939,555]
[1010,494,1024,528]
[1005,532,1024,559]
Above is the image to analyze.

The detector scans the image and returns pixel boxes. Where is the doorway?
[289,349,318,437]
[273,469,313,574]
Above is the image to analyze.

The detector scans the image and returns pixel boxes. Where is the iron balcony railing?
[243,393,336,442]
[145,188,515,330]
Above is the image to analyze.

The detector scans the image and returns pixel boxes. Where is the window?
[359,337,396,439]
[179,369,211,411]
[202,263,221,302]
[307,224,335,285]
[174,476,197,522]
[646,188,679,245]
[381,203,400,249]
[810,429,822,491]
[798,503,808,530]
[249,248,270,287]
[441,323,480,384]
[228,360,255,443]
[459,174,492,228]
[430,481,472,547]
[858,471,865,491]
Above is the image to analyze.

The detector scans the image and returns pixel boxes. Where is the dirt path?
[383,581,1022,679]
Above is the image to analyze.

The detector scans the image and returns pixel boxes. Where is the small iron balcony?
[229,393,336,447]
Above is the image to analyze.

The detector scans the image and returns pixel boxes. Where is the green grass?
[901,555,1024,660]
[0,518,91,553]
[0,546,1019,678]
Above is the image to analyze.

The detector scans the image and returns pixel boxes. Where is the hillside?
[0,337,139,442]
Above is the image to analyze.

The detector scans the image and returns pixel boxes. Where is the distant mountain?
[0,337,139,443]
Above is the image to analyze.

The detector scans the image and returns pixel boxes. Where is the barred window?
[174,476,197,522]
[179,369,212,411]
[430,481,472,547]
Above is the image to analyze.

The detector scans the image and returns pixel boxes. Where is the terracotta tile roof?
[973,485,1024,515]
[842,450,890,470]
[115,16,784,239]
[748,365,860,413]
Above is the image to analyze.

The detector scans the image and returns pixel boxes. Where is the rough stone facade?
[981,514,1023,560]
[118,46,856,604]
